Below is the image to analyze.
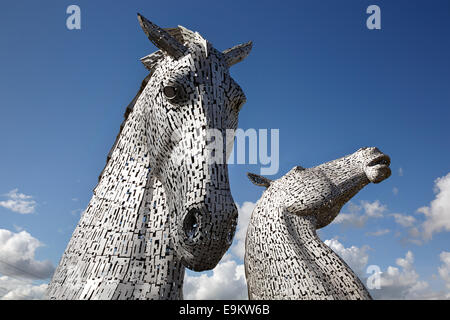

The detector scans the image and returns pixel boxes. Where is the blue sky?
[0,0,449,299]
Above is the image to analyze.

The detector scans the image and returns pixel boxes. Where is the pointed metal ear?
[223,41,253,67]
[140,51,165,71]
[137,13,187,59]
[247,172,272,188]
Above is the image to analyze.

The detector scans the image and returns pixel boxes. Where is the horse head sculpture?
[245,147,391,299]
[46,14,252,299]
[136,14,252,270]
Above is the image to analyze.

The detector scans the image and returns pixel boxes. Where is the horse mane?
[97,26,205,182]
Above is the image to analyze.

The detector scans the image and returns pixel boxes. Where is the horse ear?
[247,172,272,188]
[223,41,253,67]
[137,13,187,59]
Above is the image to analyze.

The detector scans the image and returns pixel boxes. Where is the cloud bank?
[0,229,54,280]
[418,173,450,240]
[0,276,48,300]
[0,228,55,300]
[0,189,36,214]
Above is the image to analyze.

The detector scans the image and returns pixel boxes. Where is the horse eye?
[163,85,179,100]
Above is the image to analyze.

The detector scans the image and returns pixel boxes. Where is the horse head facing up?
[136,14,252,271]
[245,148,391,299]
[247,147,391,229]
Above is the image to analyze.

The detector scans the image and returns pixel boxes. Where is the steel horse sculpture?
[245,147,391,300]
[46,14,252,300]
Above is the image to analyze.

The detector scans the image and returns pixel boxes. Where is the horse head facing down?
[46,14,252,300]
[136,14,252,271]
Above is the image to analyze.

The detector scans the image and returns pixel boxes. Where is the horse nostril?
[183,208,200,240]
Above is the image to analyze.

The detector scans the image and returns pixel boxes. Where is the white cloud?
[370,251,439,299]
[398,167,404,176]
[0,276,47,300]
[333,200,386,228]
[391,213,416,228]
[324,240,449,299]
[361,200,386,218]
[0,189,36,214]
[231,201,256,260]
[183,257,248,300]
[365,229,390,237]
[417,172,450,240]
[0,229,54,280]
[438,251,450,290]
[334,213,367,228]
[392,187,399,195]
[324,238,370,277]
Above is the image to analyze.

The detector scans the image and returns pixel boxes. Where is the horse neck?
[245,197,371,300]
[46,93,185,300]
[91,98,186,299]
[124,177,185,300]
[283,212,372,300]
